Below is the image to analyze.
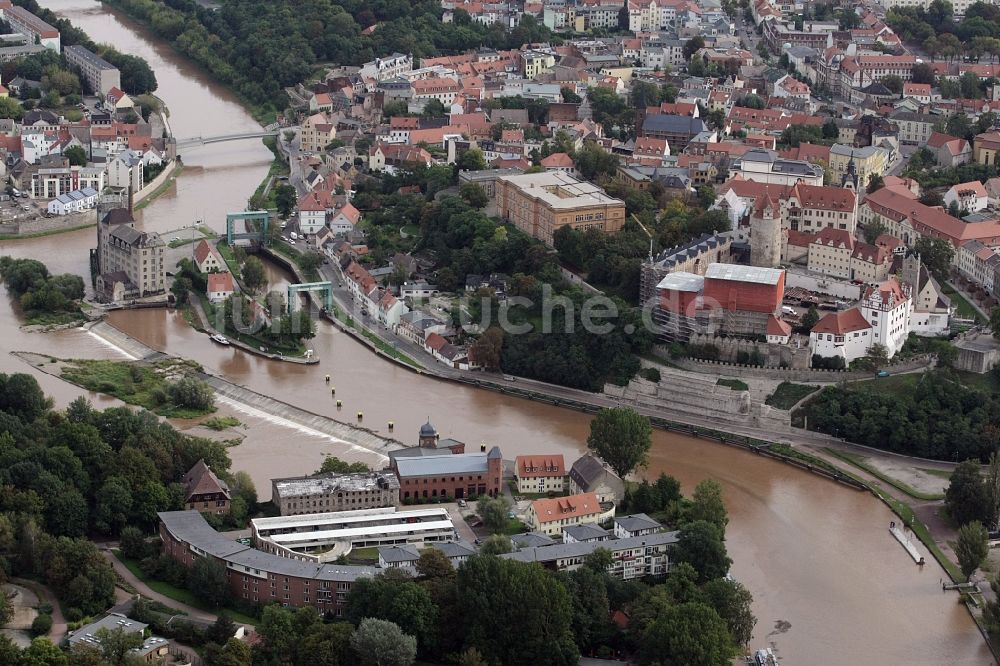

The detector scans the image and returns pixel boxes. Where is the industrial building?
[271,470,400,516]
[251,506,456,561]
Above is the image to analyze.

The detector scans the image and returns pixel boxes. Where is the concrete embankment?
[0,209,96,238]
[85,319,401,458]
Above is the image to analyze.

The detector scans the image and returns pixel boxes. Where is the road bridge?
[175,130,278,149]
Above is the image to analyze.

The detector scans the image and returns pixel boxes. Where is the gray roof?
[390,447,454,461]
[569,454,621,490]
[158,511,381,583]
[642,114,706,135]
[429,540,476,558]
[511,532,557,549]
[378,544,420,563]
[503,531,680,565]
[705,263,783,285]
[273,471,400,500]
[65,44,117,71]
[615,513,661,533]
[563,523,611,541]
[69,613,147,647]
[395,450,499,477]
[655,271,705,293]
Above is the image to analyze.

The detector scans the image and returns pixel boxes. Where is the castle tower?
[418,420,439,448]
[750,193,782,268]
[842,157,859,192]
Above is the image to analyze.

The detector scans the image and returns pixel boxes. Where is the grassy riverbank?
[58,358,216,418]
[0,221,96,241]
[136,162,184,211]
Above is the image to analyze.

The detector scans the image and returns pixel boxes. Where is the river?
[0,0,990,662]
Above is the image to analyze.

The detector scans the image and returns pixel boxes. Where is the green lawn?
[716,378,749,391]
[503,518,529,535]
[346,546,380,564]
[765,382,819,409]
[216,242,242,279]
[113,551,258,625]
[22,309,86,327]
[853,372,923,397]
[202,416,241,431]
[59,358,214,418]
[942,283,984,323]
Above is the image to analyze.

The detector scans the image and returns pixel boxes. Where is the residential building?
[514,455,567,494]
[614,514,662,539]
[28,165,105,199]
[902,82,932,104]
[395,447,503,501]
[568,454,624,503]
[521,49,556,78]
[889,111,936,145]
[809,308,873,365]
[828,145,889,186]
[271,471,399,516]
[206,271,234,303]
[527,492,613,536]
[377,544,419,569]
[252,507,455,561]
[107,149,145,193]
[193,239,225,273]
[975,131,1000,166]
[562,524,612,543]
[359,53,413,82]
[727,148,824,186]
[495,171,625,246]
[46,186,97,215]
[95,208,166,301]
[504,531,680,580]
[158,510,380,617]
[944,181,988,213]
[181,459,231,514]
[300,113,337,154]
[959,239,1000,294]
[640,114,707,152]
[0,3,60,51]
[64,45,120,95]
[411,77,460,105]
[860,186,1000,248]
[927,132,971,167]
[69,614,149,652]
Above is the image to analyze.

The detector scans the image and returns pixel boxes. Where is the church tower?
[750,193,783,268]
[418,420,439,448]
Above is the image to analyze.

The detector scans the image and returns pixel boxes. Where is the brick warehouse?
[395,446,504,501]
[158,511,378,616]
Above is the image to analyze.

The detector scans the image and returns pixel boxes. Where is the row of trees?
[799,369,1000,461]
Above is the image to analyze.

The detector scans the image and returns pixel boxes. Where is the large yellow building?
[828,144,888,186]
[974,131,1000,166]
[496,172,626,246]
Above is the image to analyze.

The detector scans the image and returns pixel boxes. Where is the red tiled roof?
[516,454,566,478]
[541,152,574,167]
[811,308,871,335]
[207,272,234,293]
[531,492,602,524]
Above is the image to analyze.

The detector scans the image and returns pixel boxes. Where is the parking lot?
[0,193,49,221]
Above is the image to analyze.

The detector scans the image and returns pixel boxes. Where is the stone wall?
[682,333,811,369]
[662,351,934,382]
[133,159,178,205]
[0,208,97,236]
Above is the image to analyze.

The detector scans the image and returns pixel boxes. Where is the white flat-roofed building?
[251,506,456,561]
[271,470,400,516]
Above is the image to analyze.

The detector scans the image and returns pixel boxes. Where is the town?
[4,0,1000,663]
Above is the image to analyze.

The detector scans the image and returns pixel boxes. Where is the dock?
[890,522,925,565]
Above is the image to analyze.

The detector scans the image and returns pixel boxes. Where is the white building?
[809,307,873,365]
[860,277,913,358]
[728,148,824,186]
[944,181,988,214]
[46,186,98,215]
[613,514,661,539]
[107,149,144,193]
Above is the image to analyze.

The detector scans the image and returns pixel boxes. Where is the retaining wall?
[661,349,934,382]
[0,209,96,236]
[133,159,179,206]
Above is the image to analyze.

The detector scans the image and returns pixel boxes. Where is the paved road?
[11,577,67,644]
[101,550,221,625]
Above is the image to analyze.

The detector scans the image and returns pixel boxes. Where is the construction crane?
[631,213,655,262]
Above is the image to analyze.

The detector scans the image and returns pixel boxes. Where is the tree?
[639,602,735,666]
[241,256,267,296]
[350,618,417,666]
[94,627,144,666]
[206,637,253,666]
[866,343,889,368]
[882,74,904,95]
[673,520,732,583]
[956,520,989,580]
[415,548,453,579]
[20,637,67,666]
[688,479,728,531]
[168,377,214,411]
[911,62,936,85]
[476,495,511,534]
[946,460,995,527]
[0,96,22,120]
[574,143,619,181]
[459,182,489,209]
[586,407,652,481]
[689,54,706,77]
[913,236,955,278]
[702,578,756,648]
[456,556,578,665]
[422,99,446,117]
[479,534,512,555]
[346,574,437,651]
[457,148,487,172]
[30,614,52,636]
[734,94,765,109]
[275,184,297,218]
[697,185,716,209]
[206,614,237,646]
[187,556,230,608]
[822,119,839,140]
[683,35,706,61]
[991,306,1000,340]
[862,219,888,244]
[470,326,504,370]
[867,173,884,192]
[64,145,87,167]
[316,455,370,475]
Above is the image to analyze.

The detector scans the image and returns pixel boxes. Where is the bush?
[168,377,214,411]
[641,367,661,382]
[65,608,83,622]
[31,614,52,636]
[37,603,52,616]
